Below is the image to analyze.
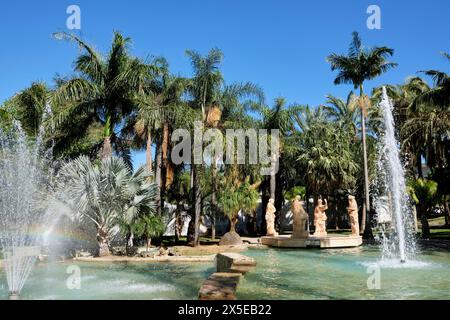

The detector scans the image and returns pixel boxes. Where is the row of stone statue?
[265,195,359,238]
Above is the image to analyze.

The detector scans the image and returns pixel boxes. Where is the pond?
[0,261,214,300]
[1,246,449,300]
[238,246,450,300]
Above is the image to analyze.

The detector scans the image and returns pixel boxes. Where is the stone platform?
[261,235,362,248]
[198,253,256,300]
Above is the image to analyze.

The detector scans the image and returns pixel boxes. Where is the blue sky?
[0,0,448,167]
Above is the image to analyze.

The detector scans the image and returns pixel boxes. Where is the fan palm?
[57,156,158,256]
[327,31,397,235]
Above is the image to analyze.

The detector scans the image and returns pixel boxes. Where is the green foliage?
[57,156,158,241]
[134,214,166,241]
[284,186,306,201]
[217,179,259,221]
[407,178,440,212]
[50,32,152,164]
[327,31,397,92]
[295,106,359,196]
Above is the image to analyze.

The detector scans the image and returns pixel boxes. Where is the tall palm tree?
[327,31,397,235]
[51,32,150,163]
[208,82,264,239]
[185,48,224,246]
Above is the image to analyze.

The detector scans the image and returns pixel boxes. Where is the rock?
[198,273,241,300]
[75,250,93,258]
[139,251,155,258]
[126,246,139,257]
[37,255,48,262]
[111,247,126,256]
[158,247,169,256]
[219,232,243,246]
[216,253,256,274]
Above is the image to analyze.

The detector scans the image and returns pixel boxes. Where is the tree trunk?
[191,164,201,247]
[175,204,182,242]
[102,114,113,159]
[161,122,170,215]
[155,141,162,215]
[126,231,134,256]
[211,158,218,240]
[444,200,450,227]
[420,210,430,239]
[97,227,110,257]
[230,215,238,233]
[101,137,112,159]
[146,131,153,175]
[360,85,371,235]
[270,153,277,200]
[146,238,151,252]
[412,205,419,232]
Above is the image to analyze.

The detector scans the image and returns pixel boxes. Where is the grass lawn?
[429,229,450,239]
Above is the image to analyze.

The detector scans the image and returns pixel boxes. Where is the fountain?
[0,120,57,299]
[374,87,417,263]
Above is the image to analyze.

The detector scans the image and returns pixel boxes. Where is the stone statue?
[313,198,328,237]
[291,196,309,239]
[347,195,359,236]
[265,198,278,236]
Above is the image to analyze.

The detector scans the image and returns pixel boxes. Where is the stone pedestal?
[261,235,363,248]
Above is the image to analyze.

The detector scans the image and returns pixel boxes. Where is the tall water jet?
[0,119,56,299]
[374,87,416,263]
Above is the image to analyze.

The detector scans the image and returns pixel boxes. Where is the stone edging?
[198,253,256,300]
[73,255,216,263]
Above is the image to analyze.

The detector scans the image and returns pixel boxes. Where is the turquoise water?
[0,262,214,300]
[1,246,449,300]
[238,246,450,300]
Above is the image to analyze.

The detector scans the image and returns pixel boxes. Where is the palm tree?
[124,61,190,215]
[414,52,450,110]
[217,178,259,245]
[322,92,360,137]
[259,98,303,211]
[373,78,431,177]
[185,48,224,246]
[51,32,150,163]
[407,178,440,238]
[208,82,264,238]
[295,106,358,201]
[57,156,158,256]
[3,82,49,137]
[327,31,397,235]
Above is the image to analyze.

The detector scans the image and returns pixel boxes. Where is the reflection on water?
[238,246,450,300]
[0,262,214,300]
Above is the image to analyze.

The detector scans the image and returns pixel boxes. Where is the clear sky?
[0,0,448,167]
